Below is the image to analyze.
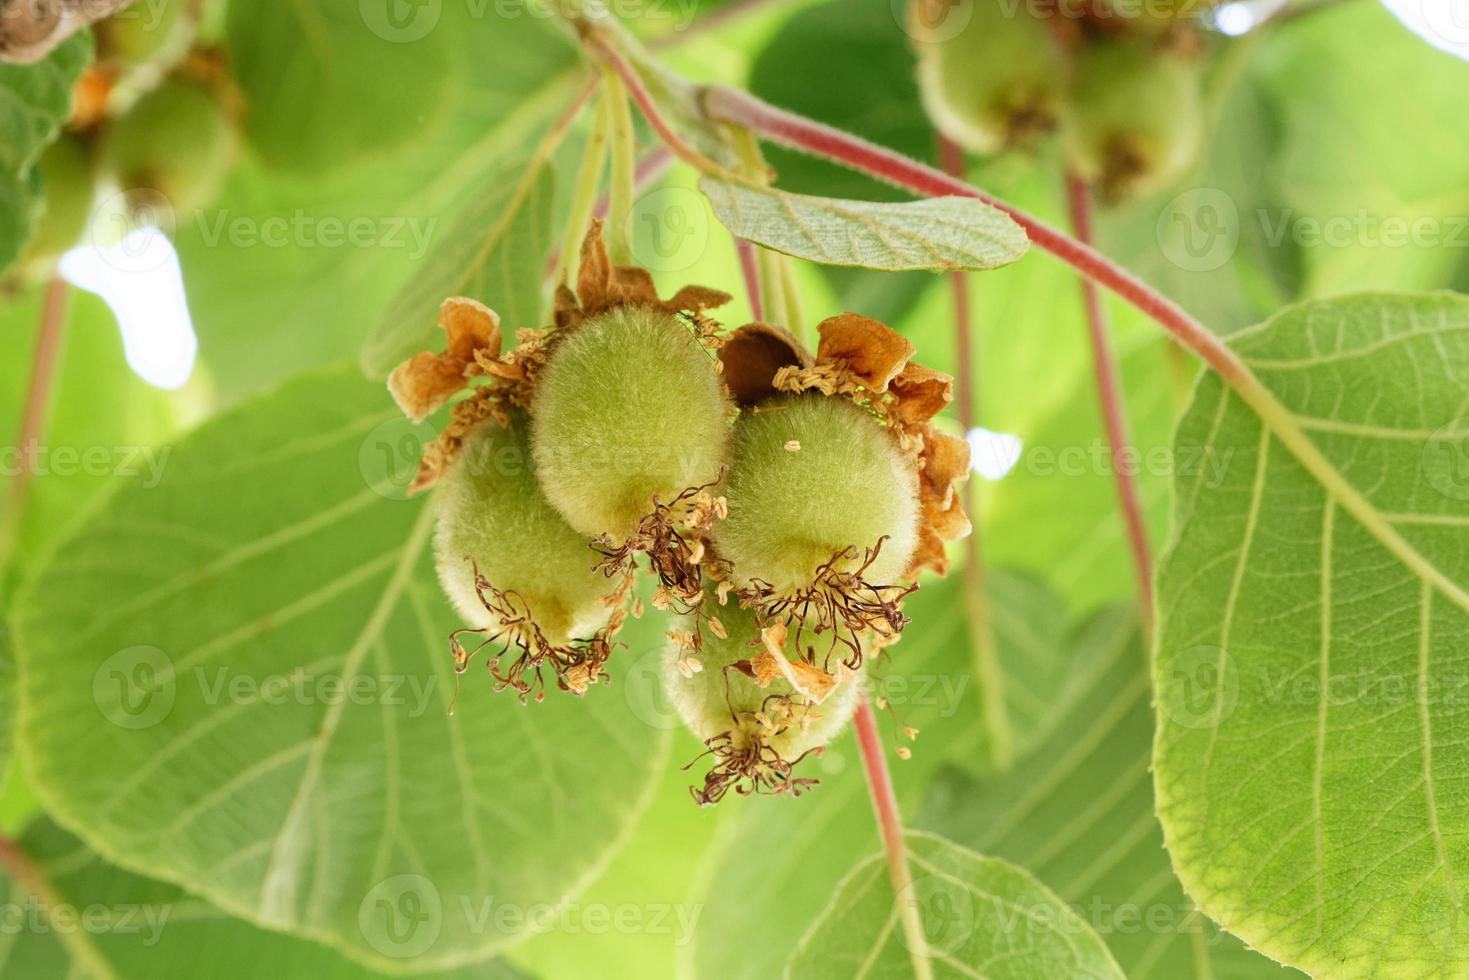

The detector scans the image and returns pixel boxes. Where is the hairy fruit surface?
[1060,38,1203,200]
[715,393,920,593]
[531,305,730,540]
[911,0,1064,155]
[435,412,614,649]
[664,597,863,804]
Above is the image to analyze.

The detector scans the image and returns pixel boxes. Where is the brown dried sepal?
[449,560,627,705]
[717,321,812,406]
[388,298,503,423]
[554,219,731,335]
[684,694,823,806]
[740,538,915,674]
[906,424,973,578]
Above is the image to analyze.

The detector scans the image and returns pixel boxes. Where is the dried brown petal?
[815,313,915,392]
[718,321,813,406]
[441,297,502,362]
[890,362,954,425]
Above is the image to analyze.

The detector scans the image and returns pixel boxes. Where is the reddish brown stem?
[0,276,70,576]
[1065,174,1154,631]
[700,85,1247,386]
[853,697,932,979]
[736,239,764,321]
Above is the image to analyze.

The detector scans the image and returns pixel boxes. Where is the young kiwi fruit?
[1087,0,1223,34]
[19,133,95,276]
[95,0,192,69]
[434,411,613,649]
[1060,37,1203,200]
[910,0,1065,155]
[714,393,919,593]
[664,597,864,804]
[104,75,235,215]
[531,305,730,541]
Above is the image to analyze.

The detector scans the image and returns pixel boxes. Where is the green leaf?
[786,830,1124,979]
[225,0,454,173]
[923,609,1301,978]
[1154,291,1469,977]
[14,363,668,972]
[182,14,582,401]
[700,177,1028,273]
[0,32,91,273]
[362,156,556,379]
[685,571,1084,979]
[0,818,531,979]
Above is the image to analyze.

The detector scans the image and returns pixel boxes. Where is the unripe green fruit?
[1089,0,1222,34]
[96,0,191,69]
[715,394,919,593]
[1060,39,1203,201]
[105,77,235,215]
[911,0,1064,155]
[22,134,95,272]
[435,413,612,647]
[531,305,730,540]
[663,598,863,801]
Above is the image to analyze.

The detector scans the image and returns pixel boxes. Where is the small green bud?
[105,76,235,215]
[95,0,192,69]
[435,412,613,649]
[21,134,95,275]
[1060,38,1203,201]
[531,305,730,541]
[715,393,919,593]
[663,598,863,804]
[911,0,1064,155]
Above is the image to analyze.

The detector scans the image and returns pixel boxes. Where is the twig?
[938,134,1012,770]
[1065,174,1154,632]
[0,833,120,979]
[737,239,764,321]
[699,85,1249,388]
[0,276,70,580]
[853,698,934,980]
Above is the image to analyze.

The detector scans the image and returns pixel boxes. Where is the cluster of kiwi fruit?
[911,0,1221,200]
[395,226,962,804]
[14,0,235,283]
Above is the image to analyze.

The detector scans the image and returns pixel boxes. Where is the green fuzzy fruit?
[663,598,863,802]
[715,393,919,593]
[911,0,1064,155]
[1089,0,1222,34]
[1060,38,1203,201]
[435,413,612,646]
[96,0,192,69]
[22,134,95,272]
[531,305,730,540]
[105,77,235,215]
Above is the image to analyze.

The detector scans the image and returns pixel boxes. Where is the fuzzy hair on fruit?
[715,393,920,593]
[531,305,730,540]
[435,412,612,647]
